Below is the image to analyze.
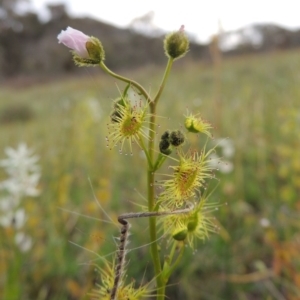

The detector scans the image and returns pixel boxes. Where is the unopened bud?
[85,37,105,62]
[184,113,213,137]
[58,27,105,66]
[187,214,198,232]
[172,228,188,241]
[164,25,189,60]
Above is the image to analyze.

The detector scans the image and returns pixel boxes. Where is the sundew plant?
[58,26,220,300]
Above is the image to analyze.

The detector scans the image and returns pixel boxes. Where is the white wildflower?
[0,143,41,199]
[15,232,32,252]
[0,143,41,251]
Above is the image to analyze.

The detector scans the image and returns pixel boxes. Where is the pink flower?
[57,27,90,58]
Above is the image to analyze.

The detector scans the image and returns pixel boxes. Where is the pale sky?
[27,0,300,43]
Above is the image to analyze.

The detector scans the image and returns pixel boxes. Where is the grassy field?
[0,49,300,300]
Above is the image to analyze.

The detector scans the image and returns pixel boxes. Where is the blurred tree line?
[1,0,300,81]
[0,0,209,80]
[222,24,300,55]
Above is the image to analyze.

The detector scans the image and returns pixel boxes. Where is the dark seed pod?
[161,131,170,141]
[170,130,185,147]
[159,139,172,155]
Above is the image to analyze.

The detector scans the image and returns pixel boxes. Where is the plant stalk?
[100,62,151,103]
[148,58,174,299]
[101,58,174,300]
[147,101,165,299]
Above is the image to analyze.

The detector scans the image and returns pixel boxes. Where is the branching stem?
[111,206,193,300]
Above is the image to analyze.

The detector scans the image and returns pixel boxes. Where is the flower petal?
[57,27,90,58]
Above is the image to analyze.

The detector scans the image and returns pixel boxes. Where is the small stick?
[110,206,193,300]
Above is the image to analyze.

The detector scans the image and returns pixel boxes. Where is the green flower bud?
[184,113,213,137]
[172,228,188,241]
[73,37,105,66]
[86,37,105,62]
[164,25,189,60]
[187,214,198,232]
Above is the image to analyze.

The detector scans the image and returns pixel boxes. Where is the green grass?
[0,49,300,300]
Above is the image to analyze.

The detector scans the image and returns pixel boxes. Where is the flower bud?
[187,214,198,232]
[84,37,105,62]
[164,25,189,60]
[57,27,105,66]
[172,228,188,241]
[58,27,90,57]
[184,113,213,137]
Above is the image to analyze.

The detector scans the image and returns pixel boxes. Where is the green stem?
[148,59,175,300]
[101,56,175,300]
[153,58,174,105]
[153,153,168,171]
[138,133,153,169]
[166,244,185,280]
[100,61,151,103]
[147,101,164,298]
[169,242,178,263]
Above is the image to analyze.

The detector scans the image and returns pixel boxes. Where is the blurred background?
[0,0,300,299]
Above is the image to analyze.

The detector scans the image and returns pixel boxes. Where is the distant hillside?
[220,23,300,54]
[0,5,209,80]
[1,4,300,81]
